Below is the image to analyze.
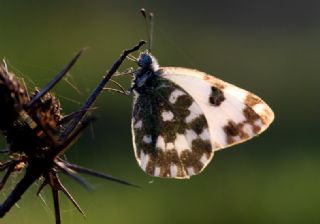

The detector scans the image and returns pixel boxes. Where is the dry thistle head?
[0,40,146,224]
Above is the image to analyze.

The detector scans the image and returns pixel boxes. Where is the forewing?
[160,67,274,150]
[132,78,213,179]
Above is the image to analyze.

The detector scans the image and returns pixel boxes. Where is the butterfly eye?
[138,53,153,68]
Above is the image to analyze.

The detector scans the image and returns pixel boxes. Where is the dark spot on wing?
[209,86,225,106]
[245,94,261,107]
[224,121,240,137]
[243,107,260,123]
[145,149,182,177]
[189,115,207,135]
[223,106,263,144]
[223,120,249,144]
[191,139,212,157]
[180,150,204,174]
[243,106,262,133]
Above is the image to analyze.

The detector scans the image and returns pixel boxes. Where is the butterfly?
[130,9,274,179]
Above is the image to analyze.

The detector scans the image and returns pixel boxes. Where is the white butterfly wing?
[160,67,274,150]
[131,77,214,179]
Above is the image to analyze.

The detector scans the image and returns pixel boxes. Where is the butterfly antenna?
[149,12,154,51]
[140,8,154,52]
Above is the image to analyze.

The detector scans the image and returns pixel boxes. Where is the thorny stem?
[53,173,85,216]
[0,165,15,191]
[60,40,146,141]
[0,159,25,190]
[0,41,145,222]
[52,187,61,224]
[53,117,94,158]
[0,165,42,217]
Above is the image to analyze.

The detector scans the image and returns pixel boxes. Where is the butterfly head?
[137,51,159,72]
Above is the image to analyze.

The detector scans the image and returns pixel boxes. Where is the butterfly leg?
[103,79,130,95]
[104,87,129,95]
[113,67,135,77]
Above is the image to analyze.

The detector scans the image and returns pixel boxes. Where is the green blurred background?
[0,0,319,223]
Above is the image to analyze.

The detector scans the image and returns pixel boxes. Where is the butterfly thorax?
[132,52,160,94]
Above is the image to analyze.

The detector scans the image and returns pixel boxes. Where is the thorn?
[26,49,84,108]
[36,179,48,196]
[55,160,93,190]
[61,160,139,188]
